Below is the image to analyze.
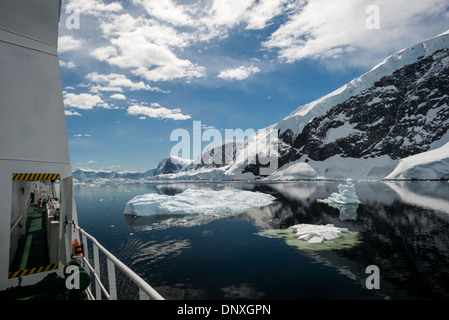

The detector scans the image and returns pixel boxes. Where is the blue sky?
[58,0,449,172]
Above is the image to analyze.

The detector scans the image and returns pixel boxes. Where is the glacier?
[123,189,276,216]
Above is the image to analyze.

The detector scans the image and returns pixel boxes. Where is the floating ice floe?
[124,189,276,216]
[317,184,361,205]
[287,224,349,244]
[257,224,360,251]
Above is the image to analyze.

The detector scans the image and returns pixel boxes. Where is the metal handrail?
[76,227,164,300]
[10,214,23,233]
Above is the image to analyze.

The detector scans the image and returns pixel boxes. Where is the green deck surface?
[2,200,91,300]
[9,203,50,274]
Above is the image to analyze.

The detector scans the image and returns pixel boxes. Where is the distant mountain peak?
[153,156,193,176]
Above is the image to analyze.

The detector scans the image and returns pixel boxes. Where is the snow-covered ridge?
[275,31,449,136]
[72,167,155,182]
[153,156,193,176]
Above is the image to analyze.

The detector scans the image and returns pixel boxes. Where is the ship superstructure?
[0,0,163,300]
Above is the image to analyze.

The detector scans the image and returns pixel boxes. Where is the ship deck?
[9,203,52,275]
[1,202,70,300]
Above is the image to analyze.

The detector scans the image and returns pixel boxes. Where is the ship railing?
[75,227,164,300]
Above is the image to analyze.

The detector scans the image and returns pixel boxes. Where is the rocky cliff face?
[270,48,449,169]
[153,156,193,175]
[181,140,244,171]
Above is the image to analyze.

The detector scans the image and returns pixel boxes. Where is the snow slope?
[384,141,449,180]
[275,30,449,136]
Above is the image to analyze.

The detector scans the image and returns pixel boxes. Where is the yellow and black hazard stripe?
[12,173,60,181]
[8,263,59,279]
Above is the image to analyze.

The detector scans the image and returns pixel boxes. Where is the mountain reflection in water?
[75,181,449,300]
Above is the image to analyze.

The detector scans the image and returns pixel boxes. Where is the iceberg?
[124,189,276,216]
[317,184,361,205]
[287,224,349,244]
[257,223,360,250]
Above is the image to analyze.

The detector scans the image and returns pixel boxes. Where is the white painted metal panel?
[0,0,73,291]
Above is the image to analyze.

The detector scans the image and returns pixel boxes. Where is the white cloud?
[65,110,82,116]
[263,0,449,67]
[133,0,288,37]
[92,32,205,82]
[87,0,288,82]
[59,60,77,69]
[86,72,167,93]
[90,46,117,61]
[245,0,290,30]
[60,0,290,86]
[127,104,191,121]
[59,0,449,96]
[58,35,83,52]
[206,0,256,29]
[87,10,204,82]
[132,0,194,27]
[110,93,127,100]
[202,124,216,130]
[64,93,104,110]
[217,65,260,81]
[132,63,206,82]
[65,0,123,16]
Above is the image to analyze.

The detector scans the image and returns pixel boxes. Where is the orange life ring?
[72,239,84,264]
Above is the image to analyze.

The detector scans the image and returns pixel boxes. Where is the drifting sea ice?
[124,188,276,216]
[257,224,360,250]
[287,224,349,244]
[317,184,361,205]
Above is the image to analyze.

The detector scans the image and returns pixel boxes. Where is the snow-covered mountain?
[72,167,155,183]
[153,156,193,175]
[72,157,190,183]
[154,30,449,181]
[76,30,449,182]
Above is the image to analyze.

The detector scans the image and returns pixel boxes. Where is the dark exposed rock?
[244,48,449,175]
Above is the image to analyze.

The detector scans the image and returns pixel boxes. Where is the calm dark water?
[74,181,449,300]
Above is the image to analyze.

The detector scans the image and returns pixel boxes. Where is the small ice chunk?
[308,236,324,244]
[323,230,340,240]
[298,233,313,241]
